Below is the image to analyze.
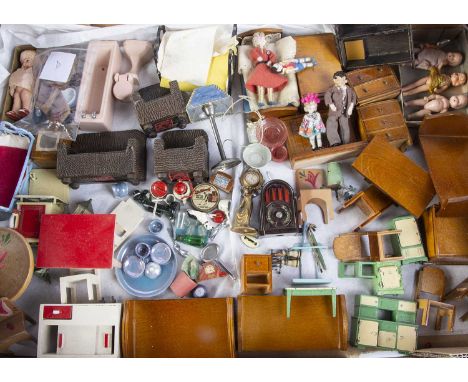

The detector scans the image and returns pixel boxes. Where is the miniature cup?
[243,143,271,168]
[271,145,288,162]
[148,219,164,234]
[256,117,287,149]
[135,242,151,259]
[122,255,145,278]
[144,262,162,279]
[170,271,197,297]
[112,182,129,198]
[150,242,172,265]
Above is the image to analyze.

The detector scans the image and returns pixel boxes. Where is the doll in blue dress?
[298,92,325,150]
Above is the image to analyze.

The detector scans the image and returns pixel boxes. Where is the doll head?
[252,32,267,49]
[450,72,467,87]
[446,52,463,67]
[449,94,468,109]
[19,50,36,69]
[332,71,348,87]
[301,93,320,113]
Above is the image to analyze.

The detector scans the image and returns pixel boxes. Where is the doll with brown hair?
[6,50,36,121]
[405,94,468,119]
[402,68,467,97]
[245,32,288,107]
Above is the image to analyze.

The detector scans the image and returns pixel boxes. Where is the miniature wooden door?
[393,217,425,262]
[357,319,378,347]
[377,330,396,349]
[396,325,417,352]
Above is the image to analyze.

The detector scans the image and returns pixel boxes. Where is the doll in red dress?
[246,32,288,107]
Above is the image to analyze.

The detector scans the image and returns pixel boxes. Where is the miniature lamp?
[186,85,241,172]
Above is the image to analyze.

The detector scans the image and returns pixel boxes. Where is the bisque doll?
[299,93,325,150]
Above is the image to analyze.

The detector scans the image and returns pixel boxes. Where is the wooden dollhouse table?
[285,287,337,319]
[352,135,435,217]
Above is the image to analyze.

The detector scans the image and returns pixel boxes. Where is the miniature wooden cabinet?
[352,295,417,353]
[241,255,272,295]
[357,99,412,150]
[423,205,468,265]
[111,199,144,250]
[335,25,413,70]
[389,216,427,264]
[347,66,401,105]
[38,303,122,357]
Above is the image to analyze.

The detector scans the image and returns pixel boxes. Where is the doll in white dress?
[299,93,325,150]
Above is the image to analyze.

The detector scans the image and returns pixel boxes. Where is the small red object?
[174,181,188,196]
[17,204,45,238]
[150,180,168,199]
[36,214,115,269]
[104,333,109,348]
[58,333,63,348]
[43,305,72,320]
[211,210,226,224]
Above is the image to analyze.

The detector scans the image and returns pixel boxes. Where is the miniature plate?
[115,234,177,298]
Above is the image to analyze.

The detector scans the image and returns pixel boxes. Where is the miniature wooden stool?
[284,287,337,318]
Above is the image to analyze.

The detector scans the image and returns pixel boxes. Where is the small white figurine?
[299,93,325,150]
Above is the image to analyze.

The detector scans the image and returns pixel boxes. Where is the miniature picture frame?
[210,171,234,193]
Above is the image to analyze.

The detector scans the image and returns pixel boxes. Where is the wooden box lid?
[237,295,348,353]
[122,298,235,357]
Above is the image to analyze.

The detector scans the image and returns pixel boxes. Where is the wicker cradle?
[154,129,209,183]
[57,130,146,189]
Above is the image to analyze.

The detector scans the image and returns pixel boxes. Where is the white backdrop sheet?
[0,24,466,357]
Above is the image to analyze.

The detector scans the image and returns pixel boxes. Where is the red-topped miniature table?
[36,214,116,269]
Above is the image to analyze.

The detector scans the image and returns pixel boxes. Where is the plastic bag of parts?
[15,44,88,149]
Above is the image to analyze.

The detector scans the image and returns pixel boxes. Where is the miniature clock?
[191,183,220,212]
[231,167,264,236]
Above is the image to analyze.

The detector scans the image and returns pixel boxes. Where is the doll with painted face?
[414,45,463,71]
[245,32,288,107]
[299,93,325,150]
[402,68,467,97]
[6,49,36,121]
[324,71,357,146]
[405,94,468,119]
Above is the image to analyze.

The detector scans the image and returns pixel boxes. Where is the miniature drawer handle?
[362,88,368,93]
[382,80,388,85]
[377,67,383,72]
[104,333,109,348]
[58,333,63,349]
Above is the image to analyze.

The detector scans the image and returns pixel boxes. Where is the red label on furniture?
[36,214,116,269]
[43,305,72,320]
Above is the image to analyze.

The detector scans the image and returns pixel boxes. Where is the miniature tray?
[115,234,177,298]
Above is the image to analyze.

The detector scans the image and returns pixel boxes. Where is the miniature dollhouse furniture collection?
[0,24,468,359]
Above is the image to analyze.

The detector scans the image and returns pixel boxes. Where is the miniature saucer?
[243,143,271,168]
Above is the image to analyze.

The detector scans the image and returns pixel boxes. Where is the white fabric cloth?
[157,25,235,86]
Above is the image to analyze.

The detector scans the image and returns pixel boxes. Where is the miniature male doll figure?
[324,71,356,146]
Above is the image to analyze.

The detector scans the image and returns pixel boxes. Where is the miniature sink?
[115,234,177,298]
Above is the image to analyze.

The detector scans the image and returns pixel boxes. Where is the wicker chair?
[154,129,209,183]
[132,81,190,138]
[57,130,146,189]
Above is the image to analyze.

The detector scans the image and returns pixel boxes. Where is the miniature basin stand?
[284,287,337,319]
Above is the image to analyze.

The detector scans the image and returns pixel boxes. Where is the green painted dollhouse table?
[284,287,337,318]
